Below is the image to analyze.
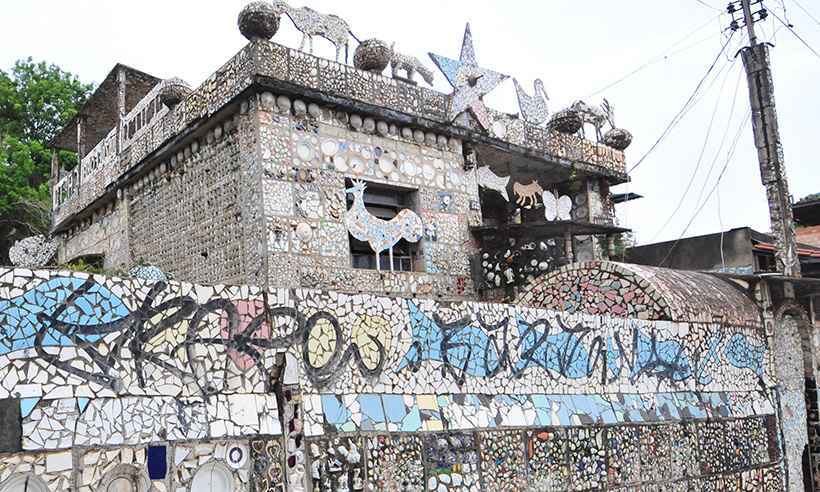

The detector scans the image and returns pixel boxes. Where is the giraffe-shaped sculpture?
[344,180,423,271]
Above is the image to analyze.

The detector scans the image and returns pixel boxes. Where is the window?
[346,179,419,272]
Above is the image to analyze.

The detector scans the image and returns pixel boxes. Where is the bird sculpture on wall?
[513,78,549,126]
[271,0,359,62]
[344,180,423,272]
[477,166,511,201]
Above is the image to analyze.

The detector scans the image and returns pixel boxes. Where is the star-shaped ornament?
[429,23,508,130]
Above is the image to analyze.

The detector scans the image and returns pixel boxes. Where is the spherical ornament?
[549,109,583,134]
[158,78,192,109]
[293,99,307,116]
[260,92,275,110]
[603,128,633,150]
[238,1,280,42]
[276,95,291,114]
[376,121,389,136]
[128,265,171,283]
[363,117,376,133]
[353,39,391,74]
[9,235,56,268]
[307,103,322,119]
[350,114,363,130]
[295,223,313,242]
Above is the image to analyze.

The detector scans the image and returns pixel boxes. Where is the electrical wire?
[790,0,820,30]
[694,0,722,12]
[769,7,820,59]
[648,59,742,243]
[717,178,726,270]
[627,30,737,174]
[658,109,752,267]
[583,13,724,98]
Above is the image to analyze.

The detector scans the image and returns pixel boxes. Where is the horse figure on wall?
[344,180,423,272]
[271,0,359,63]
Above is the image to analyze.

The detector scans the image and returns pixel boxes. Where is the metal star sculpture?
[429,23,508,131]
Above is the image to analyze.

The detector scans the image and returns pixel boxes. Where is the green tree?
[0,58,92,264]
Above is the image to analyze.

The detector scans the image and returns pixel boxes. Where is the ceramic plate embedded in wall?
[191,461,233,492]
[296,142,314,161]
[333,156,348,172]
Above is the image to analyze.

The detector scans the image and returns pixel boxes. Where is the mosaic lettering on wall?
[0,269,773,417]
[0,268,787,490]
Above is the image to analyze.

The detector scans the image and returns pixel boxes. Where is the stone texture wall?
[0,267,788,491]
[128,109,250,285]
[58,199,129,271]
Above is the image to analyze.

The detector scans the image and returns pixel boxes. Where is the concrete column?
[771,300,815,491]
[564,232,574,264]
[116,67,127,154]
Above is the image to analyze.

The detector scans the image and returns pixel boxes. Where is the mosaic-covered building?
[1,2,818,491]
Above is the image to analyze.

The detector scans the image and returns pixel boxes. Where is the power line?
[790,0,820,30]
[649,59,742,242]
[694,0,722,11]
[686,60,745,217]
[627,31,737,174]
[658,109,751,267]
[769,6,820,59]
[584,13,724,98]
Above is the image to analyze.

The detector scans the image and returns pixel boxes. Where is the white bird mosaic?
[476,166,511,201]
[344,180,423,271]
[513,78,549,126]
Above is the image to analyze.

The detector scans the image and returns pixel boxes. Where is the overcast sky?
[1,1,818,245]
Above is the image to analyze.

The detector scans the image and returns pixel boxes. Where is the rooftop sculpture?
[271,0,359,62]
[513,78,549,126]
[429,24,508,130]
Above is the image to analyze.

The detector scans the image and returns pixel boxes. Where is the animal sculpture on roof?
[570,99,608,141]
[389,42,435,86]
[513,78,549,126]
[344,180,423,271]
[271,0,359,63]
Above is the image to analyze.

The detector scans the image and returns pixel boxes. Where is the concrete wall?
[0,267,787,491]
[628,227,756,273]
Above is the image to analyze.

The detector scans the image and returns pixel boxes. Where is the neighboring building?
[795,196,820,248]
[627,226,820,278]
[0,3,816,491]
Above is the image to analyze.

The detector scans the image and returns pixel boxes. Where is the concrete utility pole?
[732,0,802,277]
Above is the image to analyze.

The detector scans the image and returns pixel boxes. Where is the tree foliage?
[0,58,92,264]
[798,192,820,204]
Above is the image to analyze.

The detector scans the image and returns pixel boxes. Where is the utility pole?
[729,0,802,277]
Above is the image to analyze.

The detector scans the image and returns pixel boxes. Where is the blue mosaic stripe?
[316,391,775,434]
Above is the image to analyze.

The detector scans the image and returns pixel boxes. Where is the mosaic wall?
[0,267,787,490]
[258,93,481,299]
[53,38,625,276]
[517,261,763,327]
